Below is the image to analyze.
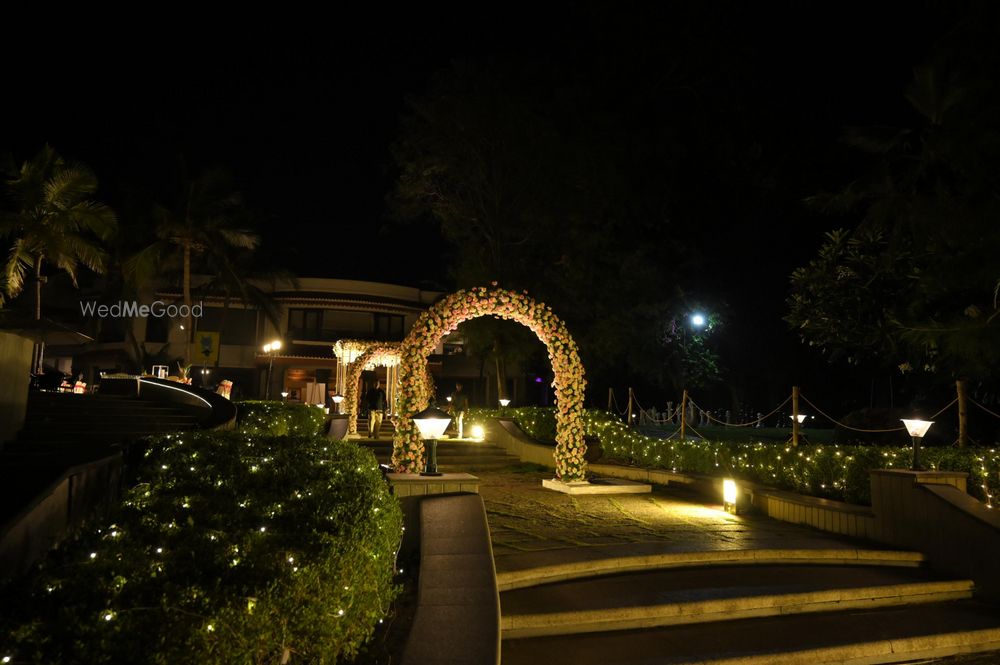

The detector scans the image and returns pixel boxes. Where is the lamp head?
[901,419,933,438]
[499,398,511,407]
[331,393,344,404]
[412,405,452,440]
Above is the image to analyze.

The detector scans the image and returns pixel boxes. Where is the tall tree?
[0,145,117,371]
[787,51,1000,383]
[126,167,259,364]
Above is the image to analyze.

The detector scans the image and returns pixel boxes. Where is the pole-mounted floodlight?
[413,405,452,476]
[901,419,933,471]
[262,339,283,400]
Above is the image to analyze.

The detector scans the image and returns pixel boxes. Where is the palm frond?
[68,201,118,240]
[216,227,260,249]
[43,165,99,207]
[4,237,35,298]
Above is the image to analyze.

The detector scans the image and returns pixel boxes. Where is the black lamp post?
[413,405,452,476]
[901,419,933,471]
[262,340,282,399]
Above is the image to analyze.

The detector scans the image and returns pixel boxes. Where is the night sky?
[2,2,985,409]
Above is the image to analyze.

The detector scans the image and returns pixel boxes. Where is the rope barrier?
[688,395,791,428]
[799,394,905,432]
[609,390,628,417]
[929,398,960,420]
[970,397,1000,420]
[799,394,956,433]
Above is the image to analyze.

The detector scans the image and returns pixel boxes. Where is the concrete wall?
[869,470,1000,597]
[0,454,123,582]
[0,331,34,443]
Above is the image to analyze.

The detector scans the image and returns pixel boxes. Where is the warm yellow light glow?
[901,419,933,438]
[471,425,485,440]
[723,479,737,505]
[270,339,282,351]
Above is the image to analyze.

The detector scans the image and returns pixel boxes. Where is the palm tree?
[125,167,259,364]
[0,145,117,371]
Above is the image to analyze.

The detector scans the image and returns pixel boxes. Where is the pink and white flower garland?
[391,286,588,481]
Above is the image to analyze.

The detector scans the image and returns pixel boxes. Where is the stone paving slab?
[477,468,878,568]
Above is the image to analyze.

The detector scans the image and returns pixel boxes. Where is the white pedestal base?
[542,477,652,494]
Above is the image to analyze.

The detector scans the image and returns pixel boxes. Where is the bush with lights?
[0,430,402,664]
[477,406,1000,507]
[235,400,327,437]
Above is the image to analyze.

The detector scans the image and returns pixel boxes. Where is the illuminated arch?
[391,286,588,481]
[345,342,401,435]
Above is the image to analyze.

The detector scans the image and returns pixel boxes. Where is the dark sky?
[4,3,959,281]
[2,2,983,408]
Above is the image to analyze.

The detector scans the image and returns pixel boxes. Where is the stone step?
[495,546,927,592]
[500,601,1000,664]
[500,564,973,639]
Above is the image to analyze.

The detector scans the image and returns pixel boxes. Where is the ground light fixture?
[499,398,511,407]
[470,425,485,440]
[331,393,344,413]
[413,406,452,476]
[280,391,289,401]
[901,419,933,471]
[723,479,738,514]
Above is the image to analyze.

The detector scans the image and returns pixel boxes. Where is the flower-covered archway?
[391,286,588,481]
[345,342,401,435]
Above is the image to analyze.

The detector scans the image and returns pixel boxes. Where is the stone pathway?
[477,467,865,564]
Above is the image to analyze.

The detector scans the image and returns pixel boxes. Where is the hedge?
[0,431,402,664]
[472,406,1000,507]
[236,400,327,437]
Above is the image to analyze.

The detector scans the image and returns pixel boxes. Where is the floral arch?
[345,342,401,435]
[391,286,588,481]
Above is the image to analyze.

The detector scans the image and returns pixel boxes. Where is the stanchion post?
[680,389,688,441]
[627,387,634,428]
[791,385,801,447]
[957,379,968,447]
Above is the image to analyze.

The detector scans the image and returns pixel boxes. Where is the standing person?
[366,380,387,438]
[449,382,469,438]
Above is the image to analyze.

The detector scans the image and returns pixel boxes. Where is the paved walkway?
[477,467,868,570]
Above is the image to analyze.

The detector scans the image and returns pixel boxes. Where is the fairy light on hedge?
[470,405,1000,507]
[3,403,404,662]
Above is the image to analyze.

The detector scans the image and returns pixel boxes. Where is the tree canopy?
[787,26,1000,383]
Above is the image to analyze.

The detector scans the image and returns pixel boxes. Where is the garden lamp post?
[262,340,282,400]
[499,397,510,415]
[413,405,452,476]
[331,393,344,413]
[901,419,933,471]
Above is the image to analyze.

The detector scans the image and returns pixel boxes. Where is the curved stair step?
[501,601,1000,665]
[500,565,973,638]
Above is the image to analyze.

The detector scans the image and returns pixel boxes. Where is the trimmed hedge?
[474,406,1000,507]
[236,400,327,437]
[1,431,402,664]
